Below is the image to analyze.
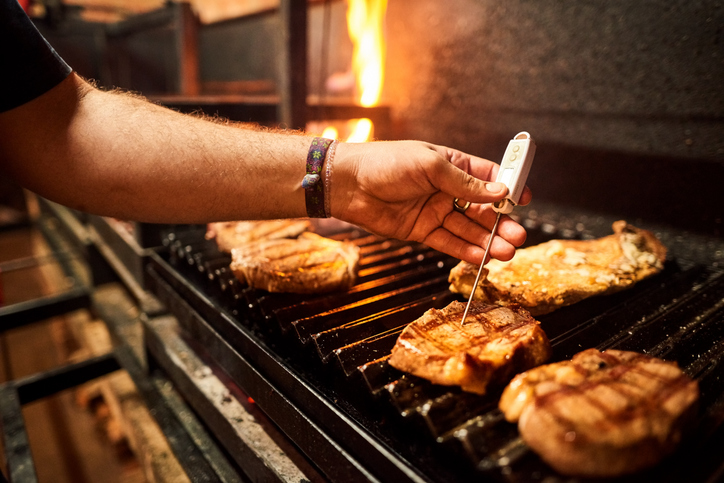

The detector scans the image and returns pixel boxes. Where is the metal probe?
[460,132,536,326]
[459,211,501,326]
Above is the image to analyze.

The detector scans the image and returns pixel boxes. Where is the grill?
[142,201,724,483]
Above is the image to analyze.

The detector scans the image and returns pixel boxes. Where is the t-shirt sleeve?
[0,0,73,112]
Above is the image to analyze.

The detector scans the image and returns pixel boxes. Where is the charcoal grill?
[142,200,724,483]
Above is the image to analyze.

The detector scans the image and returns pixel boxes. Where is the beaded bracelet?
[323,140,338,218]
[303,137,334,218]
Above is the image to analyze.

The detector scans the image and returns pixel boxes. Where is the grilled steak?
[206,219,311,253]
[388,301,551,395]
[449,221,667,315]
[230,232,359,293]
[499,348,699,477]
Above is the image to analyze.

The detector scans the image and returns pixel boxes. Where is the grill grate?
[153,212,724,482]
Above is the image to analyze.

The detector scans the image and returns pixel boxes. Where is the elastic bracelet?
[303,137,334,218]
[324,140,338,218]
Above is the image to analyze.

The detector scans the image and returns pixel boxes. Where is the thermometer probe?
[460,132,536,326]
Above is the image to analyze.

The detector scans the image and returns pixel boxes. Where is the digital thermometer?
[492,132,536,214]
[460,132,536,326]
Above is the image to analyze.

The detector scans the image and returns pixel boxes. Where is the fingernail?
[486,182,506,194]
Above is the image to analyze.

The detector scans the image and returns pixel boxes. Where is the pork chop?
[449,221,667,315]
[389,301,551,395]
[230,232,359,293]
[499,348,699,477]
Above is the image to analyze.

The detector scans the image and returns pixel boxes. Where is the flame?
[322,126,339,139]
[347,0,387,108]
[314,0,386,143]
[346,118,373,142]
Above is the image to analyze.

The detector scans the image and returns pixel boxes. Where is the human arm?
[0,73,529,265]
[0,73,314,222]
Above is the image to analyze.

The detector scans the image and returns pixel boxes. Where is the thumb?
[435,159,508,204]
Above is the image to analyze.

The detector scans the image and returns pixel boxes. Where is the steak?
[230,232,359,294]
[449,221,667,315]
[499,348,699,477]
[388,301,551,395]
[206,219,311,253]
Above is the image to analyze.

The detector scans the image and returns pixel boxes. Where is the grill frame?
[144,202,724,482]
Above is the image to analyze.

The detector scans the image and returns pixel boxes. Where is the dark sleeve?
[0,0,72,112]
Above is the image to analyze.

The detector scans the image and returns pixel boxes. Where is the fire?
[313,0,387,143]
[346,118,373,142]
[318,118,373,143]
[347,0,387,108]
[322,126,339,140]
[345,0,387,142]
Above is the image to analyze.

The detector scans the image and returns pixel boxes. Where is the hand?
[331,140,531,265]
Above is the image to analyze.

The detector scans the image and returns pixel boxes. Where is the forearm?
[0,74,313,223]
[0,72,530,265]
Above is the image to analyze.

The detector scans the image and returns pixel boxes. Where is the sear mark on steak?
[389,301,551,395]
[499,348,699,477]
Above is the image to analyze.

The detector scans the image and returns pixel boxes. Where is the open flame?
[345,0,386,142]
[314,0,387,143]
[347,0,387,108]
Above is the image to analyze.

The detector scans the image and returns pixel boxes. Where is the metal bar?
[306,102,392,124]
[14,353,120,406]
[113,343,226,482]
[175,2,200,96]
[0,356,119,481]
[92,289,229,483]
[87,222,166,317]
[144,315,308,483]
[37,198,118,287]
[35,198,91,248]
[149,354,246,483]
[277,0,307,129]
[0,220,30,233]
[0,288,90,333]
[0,384,38,483]
[0,252,80,273]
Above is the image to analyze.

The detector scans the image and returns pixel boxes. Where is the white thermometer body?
[493,131,536,214]
[460,131,536,326]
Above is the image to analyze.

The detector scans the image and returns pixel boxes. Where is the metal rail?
[0,203,246,483]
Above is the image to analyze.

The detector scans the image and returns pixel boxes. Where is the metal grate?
[150,213,724,482]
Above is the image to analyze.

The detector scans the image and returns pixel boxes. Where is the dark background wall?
[200,12,281,85]
[39,0,724,236]
[383,0,723,161]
